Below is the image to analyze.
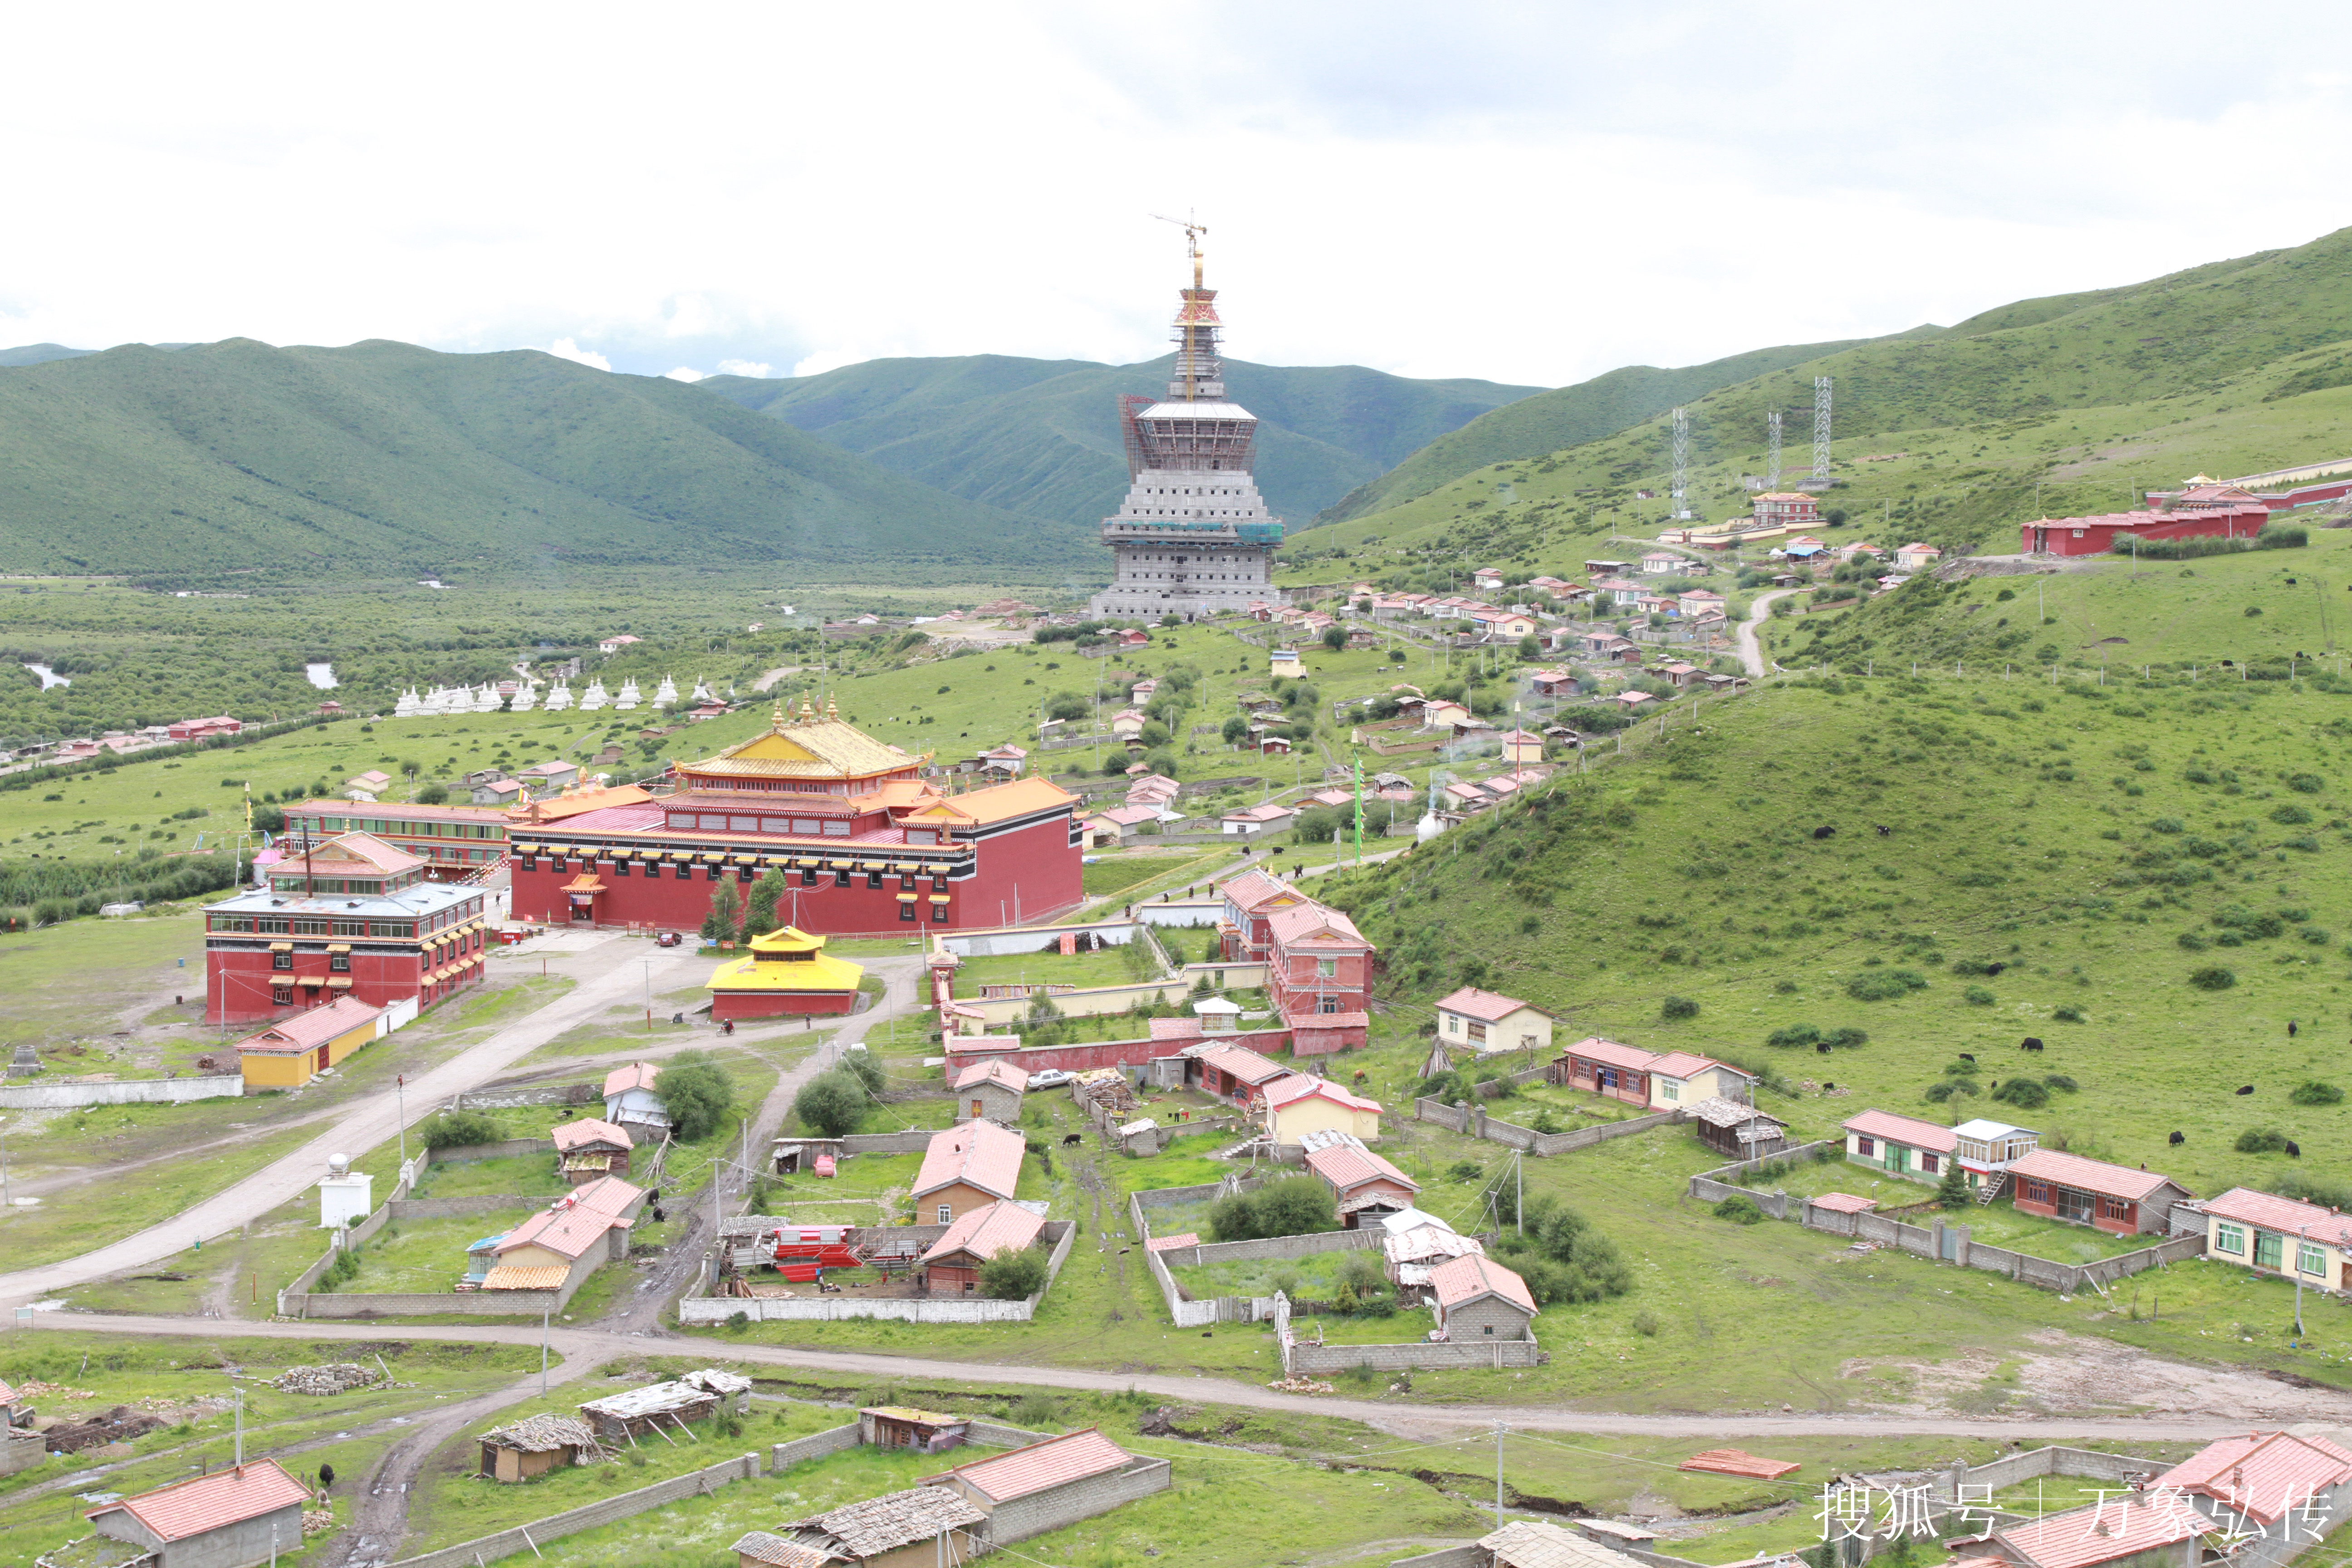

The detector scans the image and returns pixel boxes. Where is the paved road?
[7,1313,2283,1444]
[1735,589,1798,678]
[0,934,714,1308]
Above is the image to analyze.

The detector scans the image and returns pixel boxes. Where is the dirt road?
[1735,589,1797,678]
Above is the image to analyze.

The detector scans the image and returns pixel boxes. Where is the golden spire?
[825,696,839,720]
[772,701,784,728]
[799,696,815,721]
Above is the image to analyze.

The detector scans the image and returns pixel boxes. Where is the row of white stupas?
[390,683,505,718]
[387,674,698,718]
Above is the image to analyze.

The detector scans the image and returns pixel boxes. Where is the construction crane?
[1150,210,1212,401]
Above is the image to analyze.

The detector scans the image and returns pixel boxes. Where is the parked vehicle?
[1026,1068,1074,1090]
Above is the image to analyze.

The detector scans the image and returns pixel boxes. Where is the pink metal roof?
[495,1177,641,1262]
[2195,1187,2352,1247]
[1433,986,1544,1025]
[1429,1253,1537,1315]
[1196,1042,1292,1085]
[2009,1148,2182,1203]
[1217,868,1290,912]
[602,1062,660,1097]
[939,1427,1133,1503]
[911,1119,1026,1201]
[88,1458,309,1541]
[921,1199,1044,1264]
[1266,901,1367,951]
[1648,1051,1737,1080]
[951,1058,1028,1094]
[1842,1109,1960,1155]
[1264,1075,1382,1115]
[1305,1142,1418,1195]
[1994,1501,2207,1568]
[1810,1192,1878,1214]
[237,996,384,1054]
[2156,1431,2352,1524]
[1144,1232,1198,1253]
[1560,1036,1661,1074]
[552,1118,633,1154]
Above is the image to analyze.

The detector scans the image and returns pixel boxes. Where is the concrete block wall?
[0,1073,243,1110]
[681,1221,1077,1324]
[1163,1226,1380,1269]
[1800,1207,2204,1294]
[426,1137,556,1164]
[388,1194,546,1220]
[981,1457,1175,1546]
[1939,1446,2164,1497]
[1693,1140,1836,1187]
[840,1130,938,1155]
[1688,1178,1790,1220]
[382,1452,763,1568]
[769,1424,862,1471]
[1413,1098,1684,1156]
[1387,1548,1487,1568]
[447,1083,598,1111]
[1285,1335,1543,1374]
[964,1421,1055,1448]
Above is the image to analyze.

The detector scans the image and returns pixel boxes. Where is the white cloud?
[545,338,612,372]
[1,5,2350,389]
[662,365,706,382]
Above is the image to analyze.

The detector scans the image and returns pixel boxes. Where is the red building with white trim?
[2022,501,2272,557]
[506,702,1083,936]
[203,833,487,1026]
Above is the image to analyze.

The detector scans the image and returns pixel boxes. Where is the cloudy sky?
[5,2,2351,390]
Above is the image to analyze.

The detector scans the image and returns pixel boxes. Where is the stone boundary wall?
[1273,1294,1543,1375]
[1692,1141,1836,1187]
[841,1130,936,1155]
[1689,1179,1790,1220]
[381,1452,764,1568]
[1415,1098,1685,1156]
[677,1220,1077,1324]
[1162,1227,1379,1269]
[1939,1446,2164,1497]
[0,1074,244,1110]
[1131,1180,1279,1328]
[1800,1205,2205,1294]
[951,975,1202,1027]
[1132,901,1229,930]
[426,1137,555,1164]
[447,1083,598,1112]
[389,1194,544,1220]
[767,1423,862,1471]
[939,920,1147,959]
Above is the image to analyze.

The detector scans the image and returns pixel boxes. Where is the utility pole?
[1494,1422,1508,1530]
[396,1075,407,1176]
[235,1387,245,1466]
[2296,1224,2312,1338]
[541,1307,550,1393]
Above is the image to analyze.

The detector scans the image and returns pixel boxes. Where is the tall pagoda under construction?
[1088,222,1284,622]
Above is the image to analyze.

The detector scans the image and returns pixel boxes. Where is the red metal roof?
[1994,1500,2208,1568]
[494,1177,640,1262]
[1842,1109,1960,1155]
[1560,1036,1663,1074]
[2008,1148,2182,1203]
[88,1458,309,1541]
[1679,1449,1801,1480]
[1435,986,1548,1024]
[1266,901,1368,952]
[2196,1188,2352,1247]
[950,1058,1028,1094]
[1195,1042,1292,1085]
[911,1119,1025,1201]
[1305,1142,1418,1196]
[1429,1253,1536,1315]
[2156,1431,2352,1524]
[552,1118,633,1154]
[921,1199,1044,1264]
[937,1427,1133,1503]
[601,1062,660,1097]
[1264,1075,1382,1115]
[1649,1051,1737,1081]
[1809,1193,1878,1215]
[1144,1232,1198,1252]
[236,995,385,1054]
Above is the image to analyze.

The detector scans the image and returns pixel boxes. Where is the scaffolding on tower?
[1767,410,1782,490]
[1670,407,1691,520]
[1806,376,1834,490]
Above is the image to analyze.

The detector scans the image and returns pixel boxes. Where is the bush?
[1631,1308,1661,1337]
[1846,968,1928,1001]
[1661,995,1699,1020]
[2043,1074,2079,1092]
[1962,986,1995,1006]
[837,1048,885,1097]
[2189,966,2237,991]
[418,1109,504,1149]
[2052,1005,2085,1022]
[656,1052,735,1142]
[1208,1175,1335,1241]
[1991,1078,2049,1109]
[2234,1127,2290,1154]
[1766,1024,1821,1049]
[1712,1194,1765,1225]
[978,1244,1050,1299]
[791,1070,865,1138]
[1936,1164,1970,1210]
[2289,1081,2344,1106]
[1445,1160,1485,1182]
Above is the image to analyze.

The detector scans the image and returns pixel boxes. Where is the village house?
[736,1487,987,1567]
[978,745,1027,778]
[1473,567,1506,591]
[86,1457,312,1568]
[1893,541,1943,570]
[232,996,393,1091]
[1753,492,1820,529]
[1529,668,1578,697]
[1552,1038,1755,1110]
[1302,1128,1419,1226]
[481,1175,642,1291]
[1497,728,1545,766]
[1186,1039,1295,1105]
[1841,1109,1958,1184]
[580,1369,750,1443]
[1216,868,1319,962]
[1980,1500,2210,1568]
[2155,1430,2352,1558]
[478,1415,604,1483]
[1083,804,1163,846]
[1263,1073,1384,1145]
[1952,1118,2040,1193]
[923,1427,1171,1546]
[1677,588,1727,618]
[551,1117,634,1184]
[1265,900,1373,1054]
[1427,1252,1539,1341]
[1610,691,1655,713]
[1638,552,1682,575]
[951,1058,1026,1125]
[1684,1097,1791,1161]
[2198,1187,2352,1289]
[2008,1149,2191,1235]
[1221,802,1296,836]
[601,1062,670,1139]
[911,1120,1027,1225]
[471,778,527,807]
[1435,987,1554,1056]
[918,1199,1046,1294]
[860,1406,972,1454]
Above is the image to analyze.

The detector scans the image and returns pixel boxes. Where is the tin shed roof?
[935,1427,1133,1503]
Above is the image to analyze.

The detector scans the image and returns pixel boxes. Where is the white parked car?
[1025,1068,1074,1090]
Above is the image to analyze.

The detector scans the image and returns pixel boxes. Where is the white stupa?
[652,675,677,710]
[509,680,537,712]
[579,678,609,711]
[393,686,420,719]
[544,679,573,711]
[615,679,641,711]
[688,676,715,706]
[475,682,503,713]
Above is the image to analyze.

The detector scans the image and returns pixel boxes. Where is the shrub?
[1922,1080,1978,1103]
[791,1070,865,1138]
[2303,926,2332,946]
[2052,1005,2085,1022]
[1825,1027,1869,1049]
[979,1244,1050,1299]
[1209,1175,1335,1241]
[2177,932,2209,951]
[1991,1078,2049,1109]
[2273,804,2314,826]
[2289,1081,2344,1106]
[1445,1160,1485,1182]
[2234,1127,2290,1154]
[1766,1024,1821,1049]
[2189,966,2237,991]
[418,1109,504,1149]
[1661,995,1699,1020]
[1962,986,1995,1006]
[1712,1194,1765,1225]
[1936,1164,1970,1210]
[656,1052,736,1142]
[1846,968,1928,1001]
[2043,1074,2079,1093]
[1631,1308,1661,1337]
[2288,772,2325,794]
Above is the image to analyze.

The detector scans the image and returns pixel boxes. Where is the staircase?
[1975,1171,2010,1205]
[456,853,510,886]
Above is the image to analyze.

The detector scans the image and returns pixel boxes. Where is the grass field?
[337,1208,543,1294]
[1082,849,1224,897]
[949,943,1140,993]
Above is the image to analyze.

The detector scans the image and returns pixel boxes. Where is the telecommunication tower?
[1812,376,1833,481]
[1670,407,1690,520]
[1767,410,1782,490]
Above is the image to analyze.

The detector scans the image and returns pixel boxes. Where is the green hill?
[1299,225,2352,573]
[0,338,1077,579]
[1314,331,1938,525]
[0,344,95,368]
[696,354,1544,532]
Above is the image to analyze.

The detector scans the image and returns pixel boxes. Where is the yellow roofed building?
[707,925,867,1019]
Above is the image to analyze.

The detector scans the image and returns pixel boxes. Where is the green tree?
[1206,1190,1260,1242]
[791,1070,864,1138]
[1516,633,1540,660]
[978,1243,1050,1299]
[701,878,742,944]
[1251,1175,1337,1237]
[418,1109,503,1148]
[1321,626,1347,652]
[415,782,449,804]
[838,1046,885,1096]
[741,869,789,940]
[1220,715,1250,745]
[1935,1162,1970,1210]
[1045,691,1089,723]
[655,1051,735,1142]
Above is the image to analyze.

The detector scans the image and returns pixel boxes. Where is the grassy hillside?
[0,339,1082,578]
[0,343,94,368]
[1294,225,2352,577]
[698,353,1543,531]
[1316,330,1933,524]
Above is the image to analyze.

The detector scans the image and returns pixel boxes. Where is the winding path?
[1735,588,1798,678]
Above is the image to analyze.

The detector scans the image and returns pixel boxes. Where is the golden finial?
[800,696,815,721]
[824,696,839,720]
[772,701,784,728]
